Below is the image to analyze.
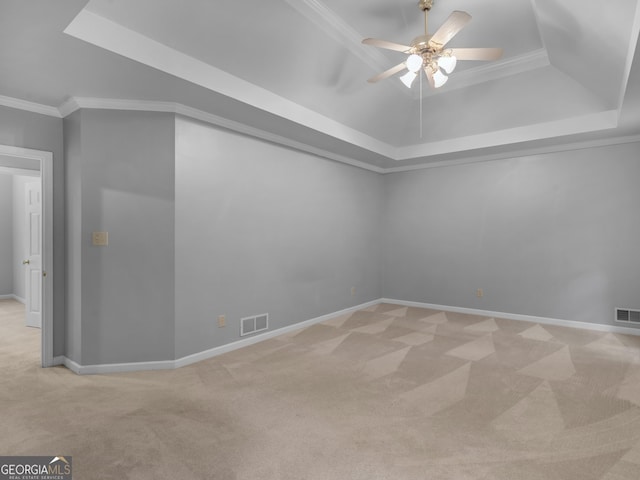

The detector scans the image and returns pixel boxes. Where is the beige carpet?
[2,299,640,479]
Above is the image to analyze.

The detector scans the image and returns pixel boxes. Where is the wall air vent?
[240,313,269,337]
[616,308,640,325]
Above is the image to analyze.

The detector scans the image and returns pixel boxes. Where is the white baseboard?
[52,355,66,367]
[174,299,379,368]
[60,299,380,375]
[64,357,174,375]
[381,298,640,337]
[0,294,25,303]
[56,297,640,375]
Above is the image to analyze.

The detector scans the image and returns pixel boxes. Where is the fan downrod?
[413,0,436,56]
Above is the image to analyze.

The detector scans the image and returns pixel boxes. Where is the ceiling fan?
[362,0,503,89]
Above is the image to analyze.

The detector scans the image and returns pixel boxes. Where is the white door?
[24,181,42,328]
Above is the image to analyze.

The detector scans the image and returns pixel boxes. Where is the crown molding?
[174,103,386,173]
[61,97,639,175]
[57,97,81,118]
[395,109,619,160]
[1,92,635,175]
[0,94,61,118]
[59,5,634,168]
[58,97,385,173]
[64,9,395,159]
[384,133,640,173]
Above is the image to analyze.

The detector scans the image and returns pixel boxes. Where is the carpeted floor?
[2,298,640,479]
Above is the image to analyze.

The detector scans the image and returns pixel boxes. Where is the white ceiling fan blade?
[428,11,472,48]
[450,48,503,61]
[424,67,435,89]
[362,38,412,53]
[367,62,407,83]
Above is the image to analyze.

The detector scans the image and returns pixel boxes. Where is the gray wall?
[64,111,82,363]
[0,106,65,356]
[65,110,175,365]
[382,141,640,326]
[0,174,12,295]
[174,117,383,358]
[7,103,637,368]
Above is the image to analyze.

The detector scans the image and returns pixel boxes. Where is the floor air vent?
[616,308,640,325]
[241,313,269,337]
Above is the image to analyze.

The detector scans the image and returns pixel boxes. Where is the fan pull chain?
[420,68,423,138]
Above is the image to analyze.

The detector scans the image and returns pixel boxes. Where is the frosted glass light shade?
[400,70,418,88]
[433,69,448,88]
[406,54,423,73]
[438,55,457,74]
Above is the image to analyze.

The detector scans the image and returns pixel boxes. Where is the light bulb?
[406,54,423,73]
[438,54,457,74]
[400,70,418,88]
[433,69,448,88]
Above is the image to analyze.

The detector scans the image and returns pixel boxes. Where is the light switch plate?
[92,231,108,246]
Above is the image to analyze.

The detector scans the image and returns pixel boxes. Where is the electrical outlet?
[351,286,356,297]
[476,288,483,298]
[218,315,226,327]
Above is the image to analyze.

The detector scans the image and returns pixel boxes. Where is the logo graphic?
[0,456,72,480]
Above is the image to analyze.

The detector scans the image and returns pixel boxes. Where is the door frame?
[0,144,53,367]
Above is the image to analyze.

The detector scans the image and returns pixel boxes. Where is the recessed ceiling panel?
[6,0,637,168]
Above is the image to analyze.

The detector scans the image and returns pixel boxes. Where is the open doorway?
[0,145,53,367]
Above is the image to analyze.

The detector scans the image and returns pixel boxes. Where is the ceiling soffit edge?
[54,97,639,175]
[386,133,640,173]
[396,109,619,159]
[60,5,630,165]
[63,8,396,158]
[58,96,386,174]
[1,93,637,174]
[0,94,62,118]
[617,4,640,109]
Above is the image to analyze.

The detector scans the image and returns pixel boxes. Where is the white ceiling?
[1,0,640,171]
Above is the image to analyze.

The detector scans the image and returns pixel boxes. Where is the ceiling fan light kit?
[362,0,503,89]
[406,54,424,72]
[400,70,418,88]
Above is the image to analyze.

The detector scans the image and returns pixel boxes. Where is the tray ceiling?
[2,0,640,170]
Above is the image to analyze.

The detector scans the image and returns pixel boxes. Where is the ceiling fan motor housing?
[411,35,440,68]
[411,35,435,52]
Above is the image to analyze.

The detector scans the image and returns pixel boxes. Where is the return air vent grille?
[616,308,640,325]
[240,313,269,337]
